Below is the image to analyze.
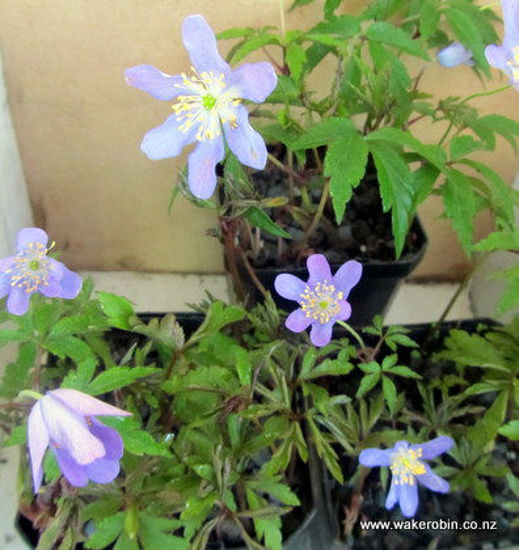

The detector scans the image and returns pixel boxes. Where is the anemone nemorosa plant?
[0,228,82,316]
[274,254,362,347]
[125,14,277,200]
[359,437,454,518]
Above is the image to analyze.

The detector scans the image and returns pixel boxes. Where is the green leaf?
[243,207,292,239]
[86,367,160,395]
[230,35,280,64]
[442,169,477,252]
[192,301,246,338]
[3,424,27,446]
[97,292,135,330]
[291,117,354,150]
[310,15,360,38]
[388,366,421,379]
[411,164,440,209]
[499,421,519,441]
[472,230,519,252]
[43,335,98,366]
[102,417,171,457]
[286,43,307,81]
[382,376,397,415]
[471,114,519,151]
[85,513,125,549]
[366,22,429,59]
[324,130,368,223]
[369,141,414,258]
[0,341,37,399]
[0,330,27,348]
[450,135,484,160]
[235,347,252,386]
[420,0,440,40]
[356,373,380,398]
[217,27,253,40]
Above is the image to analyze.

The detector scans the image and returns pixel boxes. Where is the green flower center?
[29,260,40,271]
[202,94,217,110]
[299,281,343,325]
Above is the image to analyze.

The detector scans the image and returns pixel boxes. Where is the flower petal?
[141,113,196,160]
[307,254,333,286]
[417,467,450,494]
[310,321,334,347]
[27,401,50,493]
[335,300,352,321]
[40,394,106,465]
[0,274,10,299]
[53,448,89,487]
[86,458,120,484]
[359,448,393,467]
[0,256,14,272]
[50,389,131,417]
[503,0,519,43]
[224,105,268,170]
[274,273,307,301]
[16,228,48,252]
[89,419,124,460]
[125,65,185,101]
[7,288,31,316]
[187,138,225,199]
[385,478,399,511]
[229,62,277,102]
[285,308,312,333]
[181,15,230,76]
[485,44,509,71]
[412,436,453,460]
[39,277,61,298]
[437,43,473,68]
[398,481,419,518]
[333,260,362,297]
[57,267,82,299]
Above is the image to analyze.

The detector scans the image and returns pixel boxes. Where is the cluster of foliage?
[1,279,518,549]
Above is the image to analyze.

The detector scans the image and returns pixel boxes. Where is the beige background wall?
[0,0,516,278]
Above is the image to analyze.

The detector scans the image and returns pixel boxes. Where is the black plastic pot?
[244,217,427,326]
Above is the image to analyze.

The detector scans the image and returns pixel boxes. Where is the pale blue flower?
[437,43,474,68]
[126,14,277,199]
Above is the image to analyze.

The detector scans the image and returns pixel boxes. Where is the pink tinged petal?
[86,458,120,484]
[7,288,31,316]
[53,448,89,487]
[187,137,225,199]
[0,274,10,299]
[224,105,268,170]
[412,436,453,460]
[417,468,450,494]
[336,300,352,322]
[181,15,231,76]
[333,260,363,297]
[50,389,131,417]
[398,481,419,518]
[310,321,334,347]
[89,419,124,460]
[307,254,333,286]
[274,273,307,301]
[0,256,15,272]
[16,228,48,252]
[485,45,509,71]
[39,394,106,465]
[58,267,82,299]
[229,62,277,102]
[27,401,50,493]
[141,113,197,160]
[125,65,186,101]
[359,448,393,468]
[285,309,312,333]
[385,479,399,511]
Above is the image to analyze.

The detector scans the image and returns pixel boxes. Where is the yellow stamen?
[5,241,53,294]
[172,67,240,141]
[390,447,426,486]
[299,281,343,324]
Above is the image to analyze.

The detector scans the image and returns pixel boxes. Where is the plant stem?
[337,320,367,350]
[239,249,268,298]
[279,0,286,36]
[18,389,43,401]
[267,153,305,183]
[301,180,330,244]
[460,85,511,105]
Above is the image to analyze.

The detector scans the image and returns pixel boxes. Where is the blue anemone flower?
[359,437,454,518]
[437,43,474,68]
[125,14,277,199]
[485,0,519,88]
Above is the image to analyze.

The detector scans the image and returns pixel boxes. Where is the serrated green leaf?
[85,513,125,549]
[325,130,368,223]
[97,292,135,330]
[382,376,397,414]
[472,230,519,252]
[291,117,354,150]
[366,22,429,59]
[286,43,306,81]
[420,0,440,40]
[86,367,160,395]
[356,373,380,398]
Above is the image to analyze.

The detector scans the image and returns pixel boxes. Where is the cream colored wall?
[0,0,516,277]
